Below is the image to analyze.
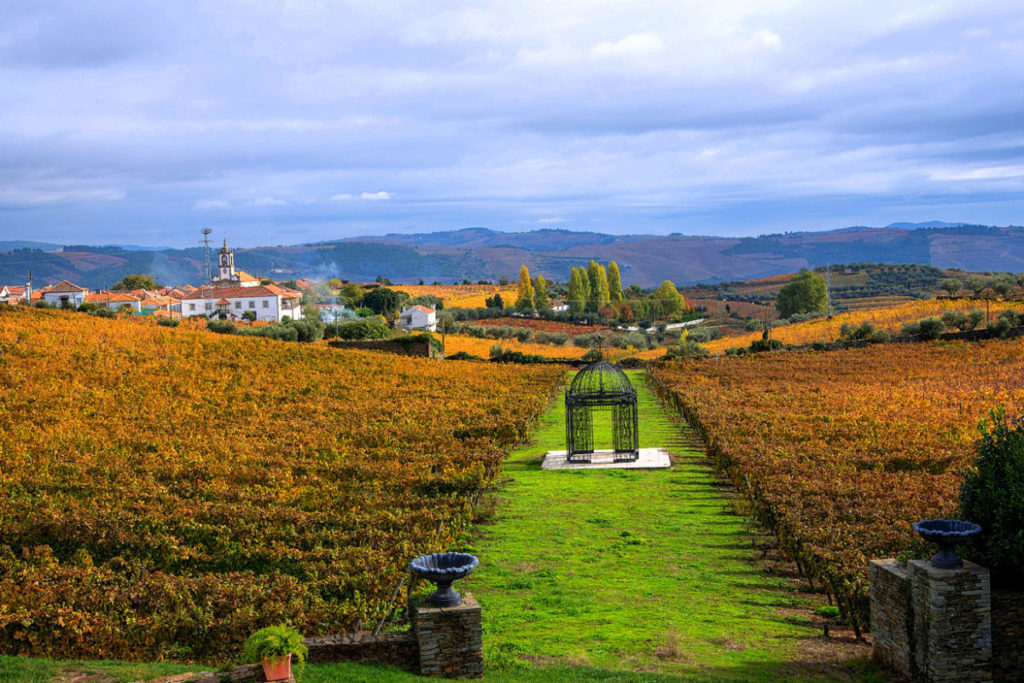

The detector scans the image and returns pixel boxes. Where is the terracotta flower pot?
[261,653,292,682]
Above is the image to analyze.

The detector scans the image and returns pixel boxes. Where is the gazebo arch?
[565,362,639,463]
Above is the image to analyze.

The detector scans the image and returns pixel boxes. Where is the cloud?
[2,1,1024,246]
[252,197,288,207]
[194,199,231,210]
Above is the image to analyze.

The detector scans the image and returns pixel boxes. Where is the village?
[0,239,440,333]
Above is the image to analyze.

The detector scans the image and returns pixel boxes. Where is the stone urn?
[912,519,982,569]
[409,552,479,607]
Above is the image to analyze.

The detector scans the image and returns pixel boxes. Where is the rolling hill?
[2,222,1022,289]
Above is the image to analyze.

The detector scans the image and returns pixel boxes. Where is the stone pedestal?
[909,559,991,682]
[411,594,483,678]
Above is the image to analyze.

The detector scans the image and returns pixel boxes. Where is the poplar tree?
[534,275,549,311]
[608,261,624,302]
[515,265,535,311]
[568,267,590,313]
[587,261,610,312]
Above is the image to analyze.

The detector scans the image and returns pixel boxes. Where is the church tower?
[214,239,238,287]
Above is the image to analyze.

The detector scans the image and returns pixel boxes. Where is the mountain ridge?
[2,223,1022,289]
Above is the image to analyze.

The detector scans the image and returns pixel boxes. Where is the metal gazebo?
[565,362,639,463]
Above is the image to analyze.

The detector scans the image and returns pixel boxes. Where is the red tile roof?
[85,291,140,304]
[47,280,87,293]
[180,285,298,300]
[404,305,436,314]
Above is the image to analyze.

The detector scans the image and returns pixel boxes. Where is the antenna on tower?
[200,228,213,287]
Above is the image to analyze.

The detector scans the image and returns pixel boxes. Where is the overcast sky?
[2,0,1023,247]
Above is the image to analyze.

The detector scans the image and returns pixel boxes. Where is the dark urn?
[912,519,982,570]
[409,552,479,607]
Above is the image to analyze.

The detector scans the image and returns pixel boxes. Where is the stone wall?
[869,559,913,679]
[412,594,484,678]
[992,590,1024,683]
[306,632,418,669]
[328,338,437,358]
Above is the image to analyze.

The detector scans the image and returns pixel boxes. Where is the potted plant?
[242,624,308,682]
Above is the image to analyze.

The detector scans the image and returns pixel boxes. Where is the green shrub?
[581,347,604,363]
[960,408,1024,587]
[207,319,236,334]
[335,319,390,340]
[156,318,180,327]
[242,624,307,681]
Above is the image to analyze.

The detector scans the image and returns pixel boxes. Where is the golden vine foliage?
[0,306,562,662]
[705,297,1018,353]
[393,284,517,309]
[651,339,1024,633]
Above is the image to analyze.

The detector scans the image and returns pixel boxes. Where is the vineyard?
[651,338,1024,634]
[443,333,664,361]
[471,317,609,335]
[0,306,562,662]
[703,296,1019,353]
[392,284,517,309]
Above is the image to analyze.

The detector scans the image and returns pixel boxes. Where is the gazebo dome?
[568,362,636,399]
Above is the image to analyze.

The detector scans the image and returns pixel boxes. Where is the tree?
[775,269,827,318]
[608,262,624,302]
[967,275,989,296]
[653,280,685,318]
[940,278,962,297]
[485,293,504,309]
[534,275,549,311]
[363,287,403,321]
[587,261,610,312]
[515,265,535,311]
[113,274,160,291]
[568,267,590,313]
[302,302,321,322]
[339,283,365,307]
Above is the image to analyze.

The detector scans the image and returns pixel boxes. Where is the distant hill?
[2,223,1023,289]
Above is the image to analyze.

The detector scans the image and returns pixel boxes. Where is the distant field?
[393,283,517,309]
[473,316,610,335]
[837,295,917,310]
[0,307,562,663]
[703,297,1018,353]
[444,333,663,361]
[652,336,1024,634]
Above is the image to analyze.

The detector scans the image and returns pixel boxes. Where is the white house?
[85,291,143,312]
[0,285,27,305]
[41,280,88,308]
[179,284,302,322]
[399,305,437,332]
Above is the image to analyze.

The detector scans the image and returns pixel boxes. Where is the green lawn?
[2,370,882,682]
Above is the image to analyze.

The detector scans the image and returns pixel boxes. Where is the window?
[234,301,241,309]
[205,302,212,311]
[248,300,256,309]
[262,300,269,308]
[189,303,196,311]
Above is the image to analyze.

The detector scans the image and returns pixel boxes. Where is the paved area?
[541,447,672,470]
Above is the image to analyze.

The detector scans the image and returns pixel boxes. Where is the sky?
[2,0,1024,248]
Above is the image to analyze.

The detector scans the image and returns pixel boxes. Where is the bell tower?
[215,239,237,286]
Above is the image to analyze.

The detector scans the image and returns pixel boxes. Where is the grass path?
[456,370,833,680]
